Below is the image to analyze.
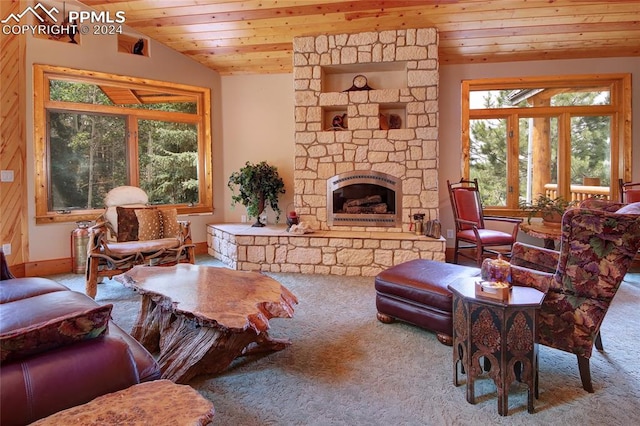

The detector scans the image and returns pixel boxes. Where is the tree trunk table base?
[117,264,298,384]
[31,379,214,425]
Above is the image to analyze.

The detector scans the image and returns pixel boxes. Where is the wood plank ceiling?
[79,0,640,75]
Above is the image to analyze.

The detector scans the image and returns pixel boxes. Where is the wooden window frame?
[33,64,213,224]
[461,73,632,216]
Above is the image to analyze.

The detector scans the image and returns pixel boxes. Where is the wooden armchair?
[85,186,195,299]
[447,178,522,266]
[509,204,640,392]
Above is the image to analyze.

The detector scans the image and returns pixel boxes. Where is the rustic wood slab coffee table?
[32,379,214,425]
[116,264,298,383]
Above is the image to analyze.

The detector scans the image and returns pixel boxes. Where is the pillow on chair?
[135,208,181,241]
[160,208,181,238]
[117,206,146,241]
[103,186,150,238]
[617,202,640,215]
[135,208,162,240]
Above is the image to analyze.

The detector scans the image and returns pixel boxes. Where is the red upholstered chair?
[447,178,521,266]
[510,203,640,392]
[619,178,640,203]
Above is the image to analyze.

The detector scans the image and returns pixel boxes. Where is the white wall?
[219,74,295,224]
[25,19,223,261]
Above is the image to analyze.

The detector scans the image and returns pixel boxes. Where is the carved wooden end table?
[449,278,544,416]
[116,264,298,384]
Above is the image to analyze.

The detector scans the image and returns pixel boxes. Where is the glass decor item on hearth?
[481,254,511,285]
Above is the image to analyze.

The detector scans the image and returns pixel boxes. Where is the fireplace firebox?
[327,171,402,227]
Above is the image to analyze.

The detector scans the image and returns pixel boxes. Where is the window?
[462,74,631,216]
[34,65,212,223]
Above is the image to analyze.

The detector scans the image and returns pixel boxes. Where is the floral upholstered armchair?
[509,202,640,393]
[85,186,195,299]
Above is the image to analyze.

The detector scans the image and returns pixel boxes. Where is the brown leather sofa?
[0,253,161,425]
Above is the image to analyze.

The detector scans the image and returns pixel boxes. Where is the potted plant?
[519,194,577,225]
[228,161,286,227]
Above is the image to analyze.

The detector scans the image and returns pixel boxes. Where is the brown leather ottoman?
[375,259,480,345]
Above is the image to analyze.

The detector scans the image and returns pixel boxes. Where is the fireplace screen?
[327,171,402,227]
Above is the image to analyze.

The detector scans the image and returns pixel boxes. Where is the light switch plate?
[1,170,14,182]
[2,244,11,255]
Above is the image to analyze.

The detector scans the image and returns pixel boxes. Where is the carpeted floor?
[51,256,640,426]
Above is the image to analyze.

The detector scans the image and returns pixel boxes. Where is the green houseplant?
[228,161,286,227]
[519,194,577,225]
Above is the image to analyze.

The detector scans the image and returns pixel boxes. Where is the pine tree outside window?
[462,74,631,217]
[34,65,212,223]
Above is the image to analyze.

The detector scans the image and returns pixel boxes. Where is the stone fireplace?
[293,28,440,233]
[327,170,402,227]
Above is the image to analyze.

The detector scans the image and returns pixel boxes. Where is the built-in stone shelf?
[207,223,445,276]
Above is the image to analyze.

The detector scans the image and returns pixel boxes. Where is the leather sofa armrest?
[0,336,141,426]
[108,322,161,382]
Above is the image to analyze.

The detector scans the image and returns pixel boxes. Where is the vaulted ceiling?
[79,0,640,75]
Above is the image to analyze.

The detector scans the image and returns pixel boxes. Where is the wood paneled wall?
[1,0,28,273]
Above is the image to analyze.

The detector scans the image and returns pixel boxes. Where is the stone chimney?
[292,28,440,233]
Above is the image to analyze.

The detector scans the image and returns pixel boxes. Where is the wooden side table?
[519,222,562,249]
[449,278,544,416]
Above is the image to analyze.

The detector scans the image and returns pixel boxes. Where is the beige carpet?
[52,257,640,425]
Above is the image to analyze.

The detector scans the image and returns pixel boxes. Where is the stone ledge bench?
[207,223,445,277]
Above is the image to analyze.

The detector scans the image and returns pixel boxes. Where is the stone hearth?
[208,224,445,276]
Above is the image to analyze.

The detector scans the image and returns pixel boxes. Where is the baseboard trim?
[25,258,73,277]
[194,241,208,255]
